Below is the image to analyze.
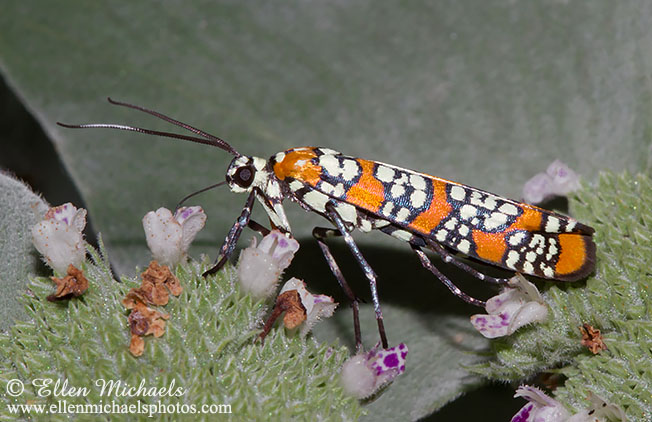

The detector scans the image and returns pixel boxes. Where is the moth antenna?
[56,97,239,156]
[175,181,228,211]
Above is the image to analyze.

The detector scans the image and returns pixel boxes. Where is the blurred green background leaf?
[1,1,650,420]
[0,172,49,330]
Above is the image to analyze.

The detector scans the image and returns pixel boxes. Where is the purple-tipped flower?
[471,274,548,338]
[340,343,408,399]
[512,385,571,422]
[32,203,87,274]
[279,278,337,336]
[237,230,300,299]
[511,386,626,422]
[142,206,206,267]
[522,160,581,204]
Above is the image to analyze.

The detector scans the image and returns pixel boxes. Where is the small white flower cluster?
[237,230,300,299]
[340,343,408,399]
[470,274,548,339]
[512,385,626,422]
[279,277,338,337]
[142,206,207,267]
[32,203,208,275]
[32,203,87,274]
[237,230,337,337]
[522,160,581,204]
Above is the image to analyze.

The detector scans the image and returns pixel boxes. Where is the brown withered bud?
[126,301,170,357]
[259,290,307,342]
[47,264,88,301]
[122,261,182,308]
[141,260,182,297]
[580,323,607,354]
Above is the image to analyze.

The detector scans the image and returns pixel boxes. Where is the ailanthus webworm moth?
[58,98,596,351]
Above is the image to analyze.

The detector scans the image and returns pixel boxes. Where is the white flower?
[568,392,627,422]
[512,386,626,422]
[522,160,581,204]
[31,203,87,274]
[470,274,548,338]
[279,278,337,336]
[142,206,206,267]
[237,230,299,299]
[340,343,408,399]
[512,385,571,422]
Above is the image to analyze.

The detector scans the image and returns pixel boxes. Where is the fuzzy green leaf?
[470,172,652,421]
[0,171,49,331]
[0,244,362,421]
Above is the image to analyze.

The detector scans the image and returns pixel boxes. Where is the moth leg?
[313,227,363,353]
[425,239,511,285]
[410,243,487,307]
[247,219,271,236]
[203,192,256,277]
[325,202,389,349]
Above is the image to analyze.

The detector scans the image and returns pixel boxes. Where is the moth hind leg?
[313,226,365,352]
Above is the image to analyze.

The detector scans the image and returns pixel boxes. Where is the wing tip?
[554,234,597,281]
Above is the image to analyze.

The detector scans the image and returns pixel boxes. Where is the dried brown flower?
[127,300,170,357]
[122,261,178,357]
[47,264,88,301]
[580,323,607,354]
[122,261,182,308]
[259,290,306,342]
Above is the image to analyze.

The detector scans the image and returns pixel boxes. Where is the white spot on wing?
[359,218,372,232]
[289,180,304,191]
[545,216,560,233]
[395,207,411,222]
[333,183,346,197]
[505,250,519,269]
[341,159,359,181]
[318,148,341,156]
[460,204,477,220]
[508,232,526,246]
[522,261,534,274]
[320,181,336,195]
[375,165,395,182]
[484,212,508,230]
[445,217,458,230]
[458,239,471,254]
[482,195,498,210]
[409,174,427,190]
[392,230,412,241]
[391,184,405,198]
[499,203,519,215]
[566,220,576,232]
[450,186,466,201]
[336,202,358,224]
[319,155,342,177]
[382,202,395,216]
[436,229,448,242]
[469,192,483,206]
[303,190,329,212]
[410,190,427,208]
[529,234,545,247]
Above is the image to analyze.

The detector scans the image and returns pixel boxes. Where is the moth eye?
[234,165,254,188]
